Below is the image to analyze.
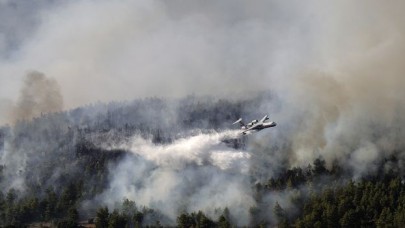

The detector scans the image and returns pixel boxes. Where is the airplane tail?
[259,115,269,123]
[232,118,246,128]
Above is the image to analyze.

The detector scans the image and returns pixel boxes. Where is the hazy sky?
[1,0,405,139]
[0,0,311,112]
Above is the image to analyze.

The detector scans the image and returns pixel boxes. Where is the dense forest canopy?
[0,94,405,227]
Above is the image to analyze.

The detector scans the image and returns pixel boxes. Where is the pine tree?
[95,206,110,228]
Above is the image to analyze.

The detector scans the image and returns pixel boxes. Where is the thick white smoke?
[90,130,254,225]
[126,131,250,172]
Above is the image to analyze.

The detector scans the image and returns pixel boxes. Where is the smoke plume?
[12,71,63,122]
[87,130,253,225]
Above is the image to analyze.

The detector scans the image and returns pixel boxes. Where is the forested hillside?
[0,95,252,227]
[0,94,404,227]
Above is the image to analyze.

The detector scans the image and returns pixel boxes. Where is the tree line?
[1,95,404,227]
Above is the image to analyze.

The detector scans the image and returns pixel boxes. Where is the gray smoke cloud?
[0,71,63,124]
[0,70,64,191]
[270,1,405,177]
[1,0,405,224]
[87,130,254,225]
[0,0,310,111]
[0,0,59,58]
[12,71,63,122]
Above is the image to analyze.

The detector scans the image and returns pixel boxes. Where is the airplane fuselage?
[253,121,277,130]
[243,121,276,134]
[233,115,276,135]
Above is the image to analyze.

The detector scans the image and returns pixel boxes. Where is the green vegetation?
[294,177,405,227]
[2,158,405,227]
[0,96,404,227]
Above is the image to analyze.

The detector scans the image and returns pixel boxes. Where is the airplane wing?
[259,115,269,123]
[242,129,259,135]
[233,118,246,128]
[243,123,259,132]
[232,118,243,125]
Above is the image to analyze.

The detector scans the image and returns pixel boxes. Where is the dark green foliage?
[57,218,77,228]
[265,167,308,191]
[95,207,109,228]
[217,215,231,228]
[174,209,227,227]
[217,208,232,228]
[274,202,289,228]
[93,200,169,227]
[176,212,195,228]
[194,210,215,228]
[108,209,127,228]
[1,96,405,227]
[294,177,405,227]
[312,158,328,176]
[133,211,144,227]
[0,185,85,226]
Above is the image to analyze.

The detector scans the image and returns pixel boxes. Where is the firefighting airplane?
[232,115,276,135]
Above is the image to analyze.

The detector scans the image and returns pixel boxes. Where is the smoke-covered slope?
[1,93,405,227]
[0,95,265,226]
